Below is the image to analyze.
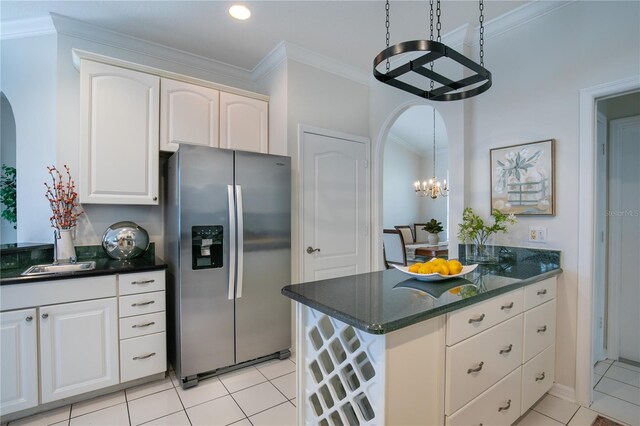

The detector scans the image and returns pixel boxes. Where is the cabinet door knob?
[41,313,49,319]
[501,302,514,310]
[153,196,158,201]
[535,372,546,381]
[467,361,484,374]
[498,399,512,412]
[499,344,513,354]
[468,313,485,324]
[537,289,547,295]
[537,325,547,333]
[25,316,33,322]
[133,352,156,361]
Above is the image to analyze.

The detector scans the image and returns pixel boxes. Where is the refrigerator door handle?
[235,185,244,299]
[227,185,236,300]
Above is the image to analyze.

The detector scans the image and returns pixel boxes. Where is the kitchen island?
[282,246,561,426]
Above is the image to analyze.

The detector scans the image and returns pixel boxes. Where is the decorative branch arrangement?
[458,207,516,248]
[45,165,82,230]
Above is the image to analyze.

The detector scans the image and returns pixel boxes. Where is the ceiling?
[1,0,529,74]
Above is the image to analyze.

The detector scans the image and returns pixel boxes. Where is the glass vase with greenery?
[458,207,516,263]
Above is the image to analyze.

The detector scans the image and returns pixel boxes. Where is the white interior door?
[593,111,607,363]
[608,115,640,363]
[301,128,370,282]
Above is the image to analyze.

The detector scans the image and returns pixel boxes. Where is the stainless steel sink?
[21,261,96,276]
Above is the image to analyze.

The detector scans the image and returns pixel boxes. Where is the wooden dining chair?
[383,229,407,267]
[394,225,414,244]
[413,223,429,243]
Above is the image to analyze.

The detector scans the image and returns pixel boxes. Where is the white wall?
[286,59,370,284]
[0,34,58,244]
[383,139,423,229]
[463,0,640,391]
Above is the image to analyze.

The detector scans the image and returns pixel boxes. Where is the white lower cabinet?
[522,344,556,413]
[39,298,119,403]
[446,367,522,426]
[0,309,38,415]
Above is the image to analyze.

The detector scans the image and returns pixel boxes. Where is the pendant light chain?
[479,0,485,67]
[436,0,442,42]
[385,0,390,73]
[432,107,436,176]
[429,0,435,93]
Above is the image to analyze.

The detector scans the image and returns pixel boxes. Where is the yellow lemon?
[433,263,450,275]
[408,263,421,273]
[449,287,462,295]
[418,263,434,274]
[431,258,447,265]
[447,260,463,275]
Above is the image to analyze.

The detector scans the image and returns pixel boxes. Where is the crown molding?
[0,16,56,40]
[472,0,576,46]
[282,41,371,86]
[252,40,288,83]
[50,13,253,87]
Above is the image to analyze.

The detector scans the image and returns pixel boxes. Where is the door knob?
[306,246,321,254]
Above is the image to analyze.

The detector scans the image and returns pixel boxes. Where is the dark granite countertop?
[1,243,166,285]
[282,246,561,335]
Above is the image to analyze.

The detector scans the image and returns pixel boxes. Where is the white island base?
[294,277,558,426]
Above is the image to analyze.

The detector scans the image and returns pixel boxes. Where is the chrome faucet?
[53,229,59,265]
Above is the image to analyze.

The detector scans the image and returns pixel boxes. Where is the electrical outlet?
[529,226,547,243]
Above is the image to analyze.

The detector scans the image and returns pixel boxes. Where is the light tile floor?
[6,357,638,426]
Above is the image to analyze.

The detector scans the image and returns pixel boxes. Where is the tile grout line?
[171,384,194,426]
[592,389,640,410]
[218,373,251,426]
[530,409,568,424]
[597,374,640,390]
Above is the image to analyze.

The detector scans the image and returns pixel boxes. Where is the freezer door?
[178,146,235,376]
[234,151,292,364]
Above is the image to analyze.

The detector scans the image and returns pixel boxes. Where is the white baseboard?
[549,383,577,403]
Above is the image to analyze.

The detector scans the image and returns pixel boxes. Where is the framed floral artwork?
[490,139,555,216]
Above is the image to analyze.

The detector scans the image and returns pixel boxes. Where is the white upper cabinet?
[160,78,220,152]
[39,298,119,403]
[219,92,268,153]
[80,60,160,205]
[0,309,38,415]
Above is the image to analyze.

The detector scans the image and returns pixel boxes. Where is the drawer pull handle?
[537,325,548,333]
[26,316,33,322]
[41,313,49,319]
[501,302,514,310]
[132,300,155,307]
[537,289,547,295]
[536,372,546,381]
[499,344,513,354]
[498,399,512,412]
[132,321,156,328]
[467,362,484,374]
[131,279,155,285]
[468,314,486,324]
[133,352,157,361]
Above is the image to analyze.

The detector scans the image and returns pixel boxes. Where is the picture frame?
[490,139,555,216]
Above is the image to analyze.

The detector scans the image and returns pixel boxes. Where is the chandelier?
[414,107,449,198]
[373,0,491,101]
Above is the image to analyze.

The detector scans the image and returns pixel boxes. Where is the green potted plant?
[423,218,444,245]
[458,207,516,263]
[1,165,17,230]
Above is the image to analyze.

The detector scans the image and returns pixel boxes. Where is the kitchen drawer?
[445,314,523,415]
[119,291,165,318]
[446,367,522,426]
[120,312,166,340]
[119,270,165,296]
[524,278,556,311]
[523,299,556,363]
[521,344,555,414]
[447,289,523,346]
[120,332,166,383]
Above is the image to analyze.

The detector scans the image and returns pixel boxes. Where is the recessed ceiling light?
[229,5,251,20]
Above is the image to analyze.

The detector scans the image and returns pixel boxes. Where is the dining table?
[406,243,449,259]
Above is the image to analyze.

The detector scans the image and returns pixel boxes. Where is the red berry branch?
[44,165,82,230]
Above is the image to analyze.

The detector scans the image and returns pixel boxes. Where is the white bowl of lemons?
[393,258,478,282]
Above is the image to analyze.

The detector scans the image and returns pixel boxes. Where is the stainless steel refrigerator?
[164,145,291,388]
